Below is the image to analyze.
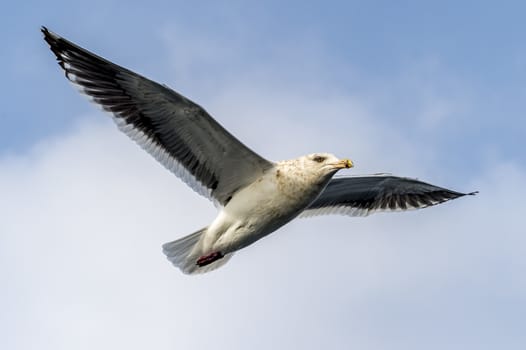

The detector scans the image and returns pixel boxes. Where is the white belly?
[207,167,327,253]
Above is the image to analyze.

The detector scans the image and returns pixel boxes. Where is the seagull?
[42,27,476,274]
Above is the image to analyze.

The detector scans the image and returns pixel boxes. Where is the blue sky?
[1,1,525,349]
[3,0,525,164]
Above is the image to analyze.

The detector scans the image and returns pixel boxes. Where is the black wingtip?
[40,26,71,76]
[41,26,57,48]
[41,26,53,40]
[41,26,64,47]
[467,191,479,196]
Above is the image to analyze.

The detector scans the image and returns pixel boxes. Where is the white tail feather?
[162,227,234,275]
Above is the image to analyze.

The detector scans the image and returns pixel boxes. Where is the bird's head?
[277,153,354,187]
[301,153,354,176]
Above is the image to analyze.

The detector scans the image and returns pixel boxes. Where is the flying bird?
[42,27,476,274]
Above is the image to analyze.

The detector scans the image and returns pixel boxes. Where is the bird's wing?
[301,175,477,217]
[42,27,273,206]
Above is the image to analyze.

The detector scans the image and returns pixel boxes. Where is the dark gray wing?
[301,175,477,217]
[42,27,273,206]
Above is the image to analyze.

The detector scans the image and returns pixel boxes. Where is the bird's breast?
[224,168,324,226]
[213,167,329,252]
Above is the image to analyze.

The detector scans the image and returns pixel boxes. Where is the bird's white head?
[277,153,354,188]
[274,153,353,199]
[286,153,354,188]
[303,153,354,174]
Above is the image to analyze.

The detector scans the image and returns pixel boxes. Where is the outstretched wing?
[42,27,273,206]
[301,175,476,217]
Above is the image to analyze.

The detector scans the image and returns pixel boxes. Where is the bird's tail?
[162,227,233,275]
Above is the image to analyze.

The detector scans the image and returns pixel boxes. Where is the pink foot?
[196,252,224,267]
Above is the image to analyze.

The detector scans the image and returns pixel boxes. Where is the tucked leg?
[196,252,224,267]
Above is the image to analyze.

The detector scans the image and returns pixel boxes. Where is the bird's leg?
[196,252,224,267]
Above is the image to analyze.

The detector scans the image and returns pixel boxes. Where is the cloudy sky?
[1,1,525,349]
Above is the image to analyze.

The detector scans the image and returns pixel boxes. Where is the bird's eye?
[313,156,326,163]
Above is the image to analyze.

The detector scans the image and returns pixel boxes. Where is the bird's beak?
[333,159,354,169]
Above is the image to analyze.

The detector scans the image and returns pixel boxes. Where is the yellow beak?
[333,159,354,169]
